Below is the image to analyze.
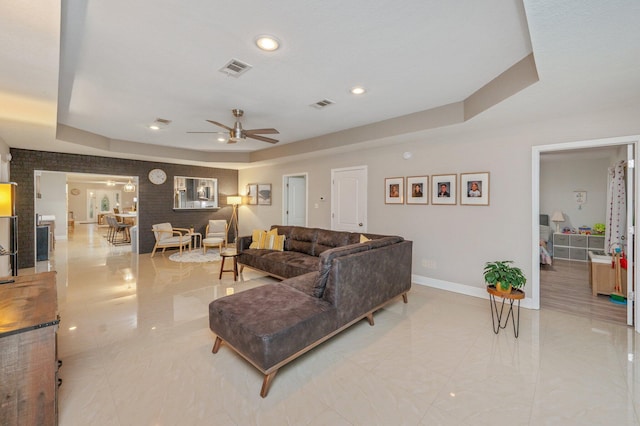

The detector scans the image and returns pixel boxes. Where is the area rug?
[169,250,221,263]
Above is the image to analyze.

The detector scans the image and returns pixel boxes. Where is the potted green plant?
[483,260,527,293]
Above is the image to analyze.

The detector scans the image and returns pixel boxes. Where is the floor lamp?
[227,196,242,245]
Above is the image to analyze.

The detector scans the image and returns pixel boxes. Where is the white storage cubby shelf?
[553,233,605,262]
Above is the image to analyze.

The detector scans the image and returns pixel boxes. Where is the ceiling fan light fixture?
[255,35,280,51]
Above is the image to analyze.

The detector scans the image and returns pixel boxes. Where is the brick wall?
[10,149,238,269]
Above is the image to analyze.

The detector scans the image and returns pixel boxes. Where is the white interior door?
[331,166,367,232]
[283,174,307,226]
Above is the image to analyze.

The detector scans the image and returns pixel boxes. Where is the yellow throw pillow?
[360,234,371,243]
[262,228,279,249]
[249,228,284,250]
[249,229,267,249]
[272,235,285,251]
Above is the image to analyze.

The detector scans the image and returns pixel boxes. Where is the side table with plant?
[483,260,527,294]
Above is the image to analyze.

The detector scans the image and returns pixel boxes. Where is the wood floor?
[540,259,628,324]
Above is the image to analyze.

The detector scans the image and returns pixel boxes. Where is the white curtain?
[605,160,626,254]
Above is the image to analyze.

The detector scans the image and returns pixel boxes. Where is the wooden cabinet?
[0,272,59,425]
[553,233,605,261]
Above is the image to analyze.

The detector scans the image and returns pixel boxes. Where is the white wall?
[540,156,610,231]
[36,171,68,239]
[239,102,640,301]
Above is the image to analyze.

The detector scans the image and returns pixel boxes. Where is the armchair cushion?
[153,222,174,241]
[206,220,227,238]
[156,235,187,246]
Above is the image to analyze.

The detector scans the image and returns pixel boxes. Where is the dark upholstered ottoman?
[209,280,337,397]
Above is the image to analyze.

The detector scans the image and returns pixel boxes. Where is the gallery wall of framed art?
[385,172,489,206]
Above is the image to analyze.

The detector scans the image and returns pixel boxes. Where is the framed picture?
[406,176,428,205]
[246,183,258,205]
[257,183,272,205]
[385,177,404,204]
[431,174,457,205]
[460,172,490,206]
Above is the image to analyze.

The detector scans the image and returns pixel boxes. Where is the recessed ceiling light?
[255,35,280,52]
[350,86,366,95]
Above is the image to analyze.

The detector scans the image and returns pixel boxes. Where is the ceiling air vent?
[310,99,335,109]
[219,58,252,77]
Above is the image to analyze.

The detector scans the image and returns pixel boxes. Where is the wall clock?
[148,168,167,185]
[70,188,80,196]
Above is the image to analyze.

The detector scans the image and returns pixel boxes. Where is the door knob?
[359,223,363,226]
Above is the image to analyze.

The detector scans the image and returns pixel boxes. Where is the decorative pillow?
[249,229,267,249]
[360,234,371,243]
[249,228,284,250]
[263,228,278,249]
[271,235,285,251]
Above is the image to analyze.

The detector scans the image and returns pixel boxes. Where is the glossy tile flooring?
[27,224,640,425]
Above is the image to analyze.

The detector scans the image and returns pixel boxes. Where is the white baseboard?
[411,274,536,310]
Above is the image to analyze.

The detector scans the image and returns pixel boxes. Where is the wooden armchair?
[151,223,191,257]
[205,220,228,244]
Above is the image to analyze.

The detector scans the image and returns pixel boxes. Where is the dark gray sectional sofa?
[208,226,412,397]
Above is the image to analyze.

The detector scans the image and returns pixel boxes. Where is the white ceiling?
[1,1,639,168]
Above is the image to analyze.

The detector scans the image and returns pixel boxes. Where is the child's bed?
[540,214,553,265]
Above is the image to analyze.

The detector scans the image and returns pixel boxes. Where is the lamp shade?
[227,196,243,205]
[0,182,16,217]
[551,211,564,222]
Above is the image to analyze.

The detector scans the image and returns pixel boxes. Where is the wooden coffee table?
[219,249,239,281]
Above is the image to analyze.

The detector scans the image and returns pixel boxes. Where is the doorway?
[35,171,139,265]
[331,166,367,232]
[282,173,307,226]
[532,135,639,330]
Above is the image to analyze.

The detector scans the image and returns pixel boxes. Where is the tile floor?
[27,224,640,425]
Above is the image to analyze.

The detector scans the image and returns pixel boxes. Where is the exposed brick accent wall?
[11,149,238,269]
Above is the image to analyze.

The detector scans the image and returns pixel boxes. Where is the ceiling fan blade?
[245,128,279,135]
[206,120,232,131]
[247,134,279,144]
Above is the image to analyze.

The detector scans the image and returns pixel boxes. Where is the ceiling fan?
[188,109,279,144]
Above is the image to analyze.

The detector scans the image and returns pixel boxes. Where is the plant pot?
[496,282,512,294]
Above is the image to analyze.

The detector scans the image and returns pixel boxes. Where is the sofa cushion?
[312,243,371,298]
[281,272,318,296]
[289,227,317,256]
[209,283,336,371]
[314,229,352,255]
[239,249,319,278]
